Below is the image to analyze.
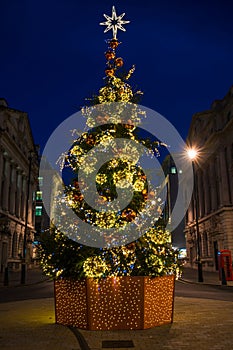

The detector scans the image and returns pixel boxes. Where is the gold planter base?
[54,275,175,330]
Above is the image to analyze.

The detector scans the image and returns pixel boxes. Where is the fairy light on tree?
[38,6,181,281]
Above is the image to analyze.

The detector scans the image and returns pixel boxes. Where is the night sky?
[1,0,233,150]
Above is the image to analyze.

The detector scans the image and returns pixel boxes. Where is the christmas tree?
[38,6,181,280]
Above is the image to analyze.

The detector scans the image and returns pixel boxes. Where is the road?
[0,279,232,303]
[175,280,233,302]
[0,280,53,303]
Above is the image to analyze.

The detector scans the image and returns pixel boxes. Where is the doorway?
[1,242,8,272]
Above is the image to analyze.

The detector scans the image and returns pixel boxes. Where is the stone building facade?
[184,86,233,271]
[0,99,38,271]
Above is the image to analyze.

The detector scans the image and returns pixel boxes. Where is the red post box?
[218,250,233,281]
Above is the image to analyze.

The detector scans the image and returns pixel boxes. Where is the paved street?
[0,295,233,350]
[79,297,233,350]
[0,298,78,350]
[0,267,233,350]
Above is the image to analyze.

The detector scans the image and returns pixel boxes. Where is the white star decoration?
[100,6,130,39]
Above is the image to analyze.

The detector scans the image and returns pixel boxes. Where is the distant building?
[163,154,185,249]
[34,171,50,241]
[35,156,61,240]
[185,86,233,271]
[0,99,38,271]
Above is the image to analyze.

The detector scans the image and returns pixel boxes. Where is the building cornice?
[185,205,233,230]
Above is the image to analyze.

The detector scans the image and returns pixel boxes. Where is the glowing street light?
[187,148,198,160]
[187,147,203,283]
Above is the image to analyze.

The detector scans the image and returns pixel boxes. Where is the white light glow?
[100,6,130,39]
[187,148,197,160]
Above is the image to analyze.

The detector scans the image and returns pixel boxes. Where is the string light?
[38,6,182,331]
[55,275,175,330]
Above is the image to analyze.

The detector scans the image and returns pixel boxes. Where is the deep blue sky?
[1,0,233,150]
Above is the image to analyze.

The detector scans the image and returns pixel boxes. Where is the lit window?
[35,206,43,216]
[171,167,176,174]
[38,177,43,187]
[36,191,42,200]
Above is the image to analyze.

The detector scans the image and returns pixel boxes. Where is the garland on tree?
[38,19,181,281]
[39,223,180,279]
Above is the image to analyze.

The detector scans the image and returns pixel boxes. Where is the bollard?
[221,267,227,285]
[4,266,9,286]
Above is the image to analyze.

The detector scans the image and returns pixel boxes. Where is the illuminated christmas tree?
[38,6,181,280]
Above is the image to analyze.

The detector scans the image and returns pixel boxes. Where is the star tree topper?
[100,6,130,39]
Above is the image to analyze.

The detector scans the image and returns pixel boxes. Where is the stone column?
[209,160,217,211]
[214,156,221,208]
[9,163,16,214]
[197,170,204,217]
[0,150,4,208]
[15,171,22,217]
[226,145,233,205]
[202,168,209,216]
[219,149,230,206]
[2,157,10,211]
[189,197,194,223]
[206,168,211,214]
[20,175,26,220]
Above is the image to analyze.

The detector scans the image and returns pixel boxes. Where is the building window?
[202,232,209,257]
[12,232,18,258]
[171,166,176,174]
[225,146,232,204]
[36,191,42,200]
[10,165,13,183]
[0,180,4,208]
[38,177,43,187]
[35,206,43,216]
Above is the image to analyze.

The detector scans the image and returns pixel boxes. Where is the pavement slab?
[0,296,230,350]
[78,297,233,350]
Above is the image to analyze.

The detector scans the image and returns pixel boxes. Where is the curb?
[178,277,233,288]
[0,276,51,289]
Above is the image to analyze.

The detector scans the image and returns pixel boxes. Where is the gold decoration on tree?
[38,6,182,283]
[105,68,115,77]
[109,39,119,49]
[115,57,124,67]
[105,50,115,60]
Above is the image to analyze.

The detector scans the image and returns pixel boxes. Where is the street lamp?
[187,148,203,283]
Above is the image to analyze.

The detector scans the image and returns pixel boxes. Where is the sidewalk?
[0,266,49,287]
[2,265,233,288]
[180,266,233,287]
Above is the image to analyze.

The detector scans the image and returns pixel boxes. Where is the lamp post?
[21,152,33,284]
[187,148,203,283]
